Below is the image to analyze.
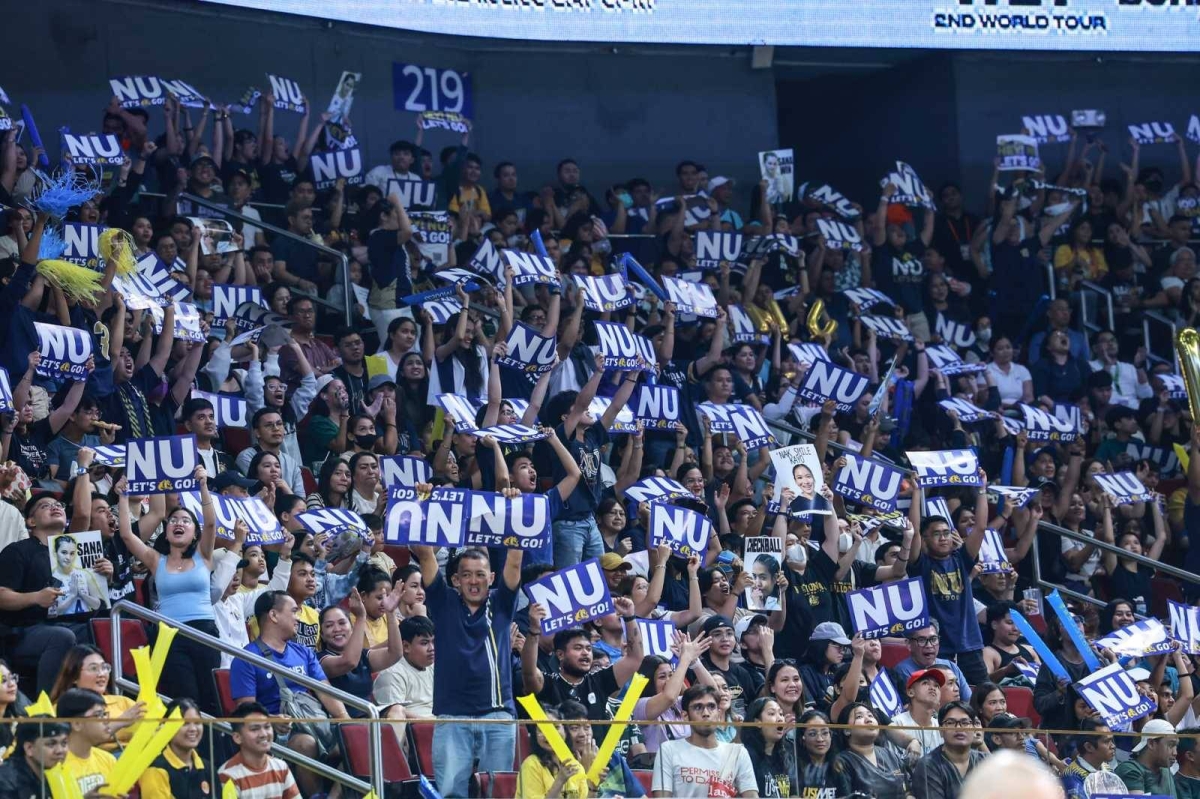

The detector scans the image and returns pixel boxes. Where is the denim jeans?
[552,516,604,570]
[432,711,516,798]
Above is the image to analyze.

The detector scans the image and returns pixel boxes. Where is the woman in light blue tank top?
[119,465,222,715]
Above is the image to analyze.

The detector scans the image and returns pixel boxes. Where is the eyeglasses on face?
[82,663,112,675]
[941,718,973,729]
[803,729,831,739]
[910,636,939,647]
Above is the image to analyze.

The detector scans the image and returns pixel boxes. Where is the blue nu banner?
[729,405,776,451]
[502,250,560,288]
[295,507,370,541]
[464,491,551,550]
[470,424,547,445]
[907,449,981,488]
[0,367,11,413]
[977,529,1011,574]
[380,455,432,489]
[63,223,104,271]
[636,618,677,664]
[649,503,713,559]
[35,323,93,381]
[662,276,718,318]
[213,285,265,326]
[190,390,249,428]
[625,477,691,506]
[798,359,869,414]
[988,485,1040,508]
[846,577,930,640]
[1020,403,1078,443]
[1094,618,1174,658]
[842,287,893,312]
[384,487,466,546]
[1093,472,1154,506]
[869,672,902,718]
[136,253,191,303]
[1075,663,1157,729]
[524,558,615,635]
[728,306,764,344]
[435,394,479,432]
[858,315,914,342]
[938,397,995,424]
[635,385,681,431]
[833,453,904,512]
[180,492,285,544]
[589,397,637,434]
[1169,599,1200,655]
[696,402,734,434]
[574,274,632,312]
[788,343,830,366]
[595,321,655,372]
[694,231,743,270]
[61,133,125,166]
[925,344,985,376]
[496,323,557,377]
[126,435,200,494]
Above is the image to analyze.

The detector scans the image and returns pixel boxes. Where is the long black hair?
[153,507,201,558]
[741,697,796,781]
[526,705,564,772]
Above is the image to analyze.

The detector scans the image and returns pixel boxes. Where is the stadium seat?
[212,669,237,715]
[477,772,517,798]
[633,769,654,794]
[90,618,148,681]
[1003,685,1038,726]
[223,427,252,458]
[408,720,435,777]
[132,576,147,607]
[384,545,410,570]
[301,467,317,495]
[515,723,530,768]
[879,640,909,668]
[1151,576,1184,620]
[339,723,413,782]
[470,773,489,798]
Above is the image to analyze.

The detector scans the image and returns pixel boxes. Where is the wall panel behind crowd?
[5,0,778,205]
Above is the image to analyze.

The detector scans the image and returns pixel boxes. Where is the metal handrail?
[136,190,289,212]
[1144,310,1178,368]
[110,600,384,796]
[1079,280,1115,335]
[178,192,353,326]
[1034,518,1200,586]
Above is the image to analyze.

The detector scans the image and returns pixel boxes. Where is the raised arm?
[545,425,583,501]
[118,479,159,573]
[522,602,548,696]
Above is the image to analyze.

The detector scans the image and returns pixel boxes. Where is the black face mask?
[354,434,376,450]
[1145,178,1164,194]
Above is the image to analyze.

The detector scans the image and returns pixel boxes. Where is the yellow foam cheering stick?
[515,694,588,795]
[222,778,239,798]
[101,708,183,796]
[586,673,649,784]
[46,764,83,799]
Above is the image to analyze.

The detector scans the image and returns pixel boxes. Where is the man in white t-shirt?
[373,615,434,717]
[652,684,758,798]
[365,140,420,192]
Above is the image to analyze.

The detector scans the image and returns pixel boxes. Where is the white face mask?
[787,544,807,566]
[837,532,854,554]
[976,326,992,344]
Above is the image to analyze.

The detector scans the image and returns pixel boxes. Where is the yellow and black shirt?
[137,747,211,799]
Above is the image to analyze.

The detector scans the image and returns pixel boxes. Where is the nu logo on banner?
[181,492,284,544]
[1020,403,1078,442]
[938,397,994,424]
[190,390,248,428]
[908,449,981,488]
[729,406,776,451]
[1021,114,1070,144]
[833,453,903,512]
[384,487,466,547]
[798,360,869,414]
[387,178,437,209]
[842,287,892,311]
[935,314,976,349]
[636,618,677,664]
[697,402,734,433]
[728,306,763,344]
[635,385,680,430]
[595,321,653,371]
[311,148,363,189]
[1093,472,1154,506]
[62,133,125,165]
[650,503,712,558]
[266,74,306,111]
[789,342,830,365]
[662,276,717,318]
[468,238,503,281]
[295,507,370,540]
[870,672,902,717]
[816,217,863,252]
[502,250,559,287]
[575,274,632,313]
[126,435,200,495]
[925,344,983,376]
[1094,619,1173,658]
[110,76,201,107]
[694,231,743,269]
[847,577,930,640]
[859,315,914,341]
[34,323,93,381]
[63,223,103,271]
[1076,663,1157,728]
[1169,600,1200,655]
[380,456,432,489]
[625,477,690,505]
[465,492,551,550]
[213,285,264,325]
[525,559,615,635]
[806,183,860,219]
[473,424,547,445]
[496,323,557,376]
[435,394,479,432]
[978,529,1011,574]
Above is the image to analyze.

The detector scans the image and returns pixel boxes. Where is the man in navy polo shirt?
[411,525,526,796]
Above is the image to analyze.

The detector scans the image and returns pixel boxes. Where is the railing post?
[368,710,385,796]
[110,603,123,689]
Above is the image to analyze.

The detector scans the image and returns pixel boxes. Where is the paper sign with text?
[35,323,93,382]
[525,559,615,635]
[908,449,981,488]
[847,577,930,640]
[649,503,713,559]
[125,435,200,495]
[798,359,869,414]
[834,453,905,513]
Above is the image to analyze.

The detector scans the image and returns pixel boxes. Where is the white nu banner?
[907,449,981,488]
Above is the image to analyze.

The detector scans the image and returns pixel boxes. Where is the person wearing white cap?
[1114,718,1178,797]
[708,176,744,231]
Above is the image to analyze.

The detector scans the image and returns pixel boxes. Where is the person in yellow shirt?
[353,567,395,647]
[1054,218,1107,289]
[57,689,117,796]
[448,154,492,224]
[49,646,146,750]
[516,707,591,799]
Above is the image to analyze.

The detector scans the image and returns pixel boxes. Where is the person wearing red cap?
[893,668,945,756]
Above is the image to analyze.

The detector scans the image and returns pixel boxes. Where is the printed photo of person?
[759,148,794,206]
[746,551,782,612]
[48,533,107,617]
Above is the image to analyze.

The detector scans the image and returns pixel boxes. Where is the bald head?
[961,751,1064,799]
